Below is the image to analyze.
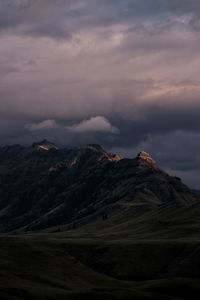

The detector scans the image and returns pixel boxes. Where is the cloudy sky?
[1,0,200,187]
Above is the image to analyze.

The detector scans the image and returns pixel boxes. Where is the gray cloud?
[1,0,200,188]
[26,119,58,131]
[0,0,200,40]
[66,116,119,134]
[25,116,119,134]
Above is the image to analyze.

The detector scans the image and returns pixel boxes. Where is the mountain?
[0,141,197,232]
[1,142,200,300]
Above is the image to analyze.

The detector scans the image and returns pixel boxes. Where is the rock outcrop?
[137,151,157,167]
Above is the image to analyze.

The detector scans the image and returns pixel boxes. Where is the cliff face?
[0,141,198,232]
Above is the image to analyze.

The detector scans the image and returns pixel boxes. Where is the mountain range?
[0,140,198,233]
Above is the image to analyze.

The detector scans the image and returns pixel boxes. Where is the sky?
[1,0,200,188]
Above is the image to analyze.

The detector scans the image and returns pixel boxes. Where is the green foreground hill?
[1,200,200,300]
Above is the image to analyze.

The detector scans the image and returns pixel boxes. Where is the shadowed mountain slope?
[0,141,197,232]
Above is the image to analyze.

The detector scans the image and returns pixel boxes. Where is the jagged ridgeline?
[0,141,198,232]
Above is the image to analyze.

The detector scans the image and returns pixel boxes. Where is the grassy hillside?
[41,200,200,240]
[1,234,200,300]
[2,199,200,300]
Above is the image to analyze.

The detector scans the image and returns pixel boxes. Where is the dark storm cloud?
[0,0,200,39]
[103,103,200,150]
[0,0,73,39]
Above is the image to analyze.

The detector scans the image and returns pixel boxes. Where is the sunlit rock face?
[32,140,59,152]
[85,144,123,162]
[137,151,157,167]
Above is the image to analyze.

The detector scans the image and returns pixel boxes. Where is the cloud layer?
[66,116,119,134]
[26,116,119,134]
[1,0,200,187]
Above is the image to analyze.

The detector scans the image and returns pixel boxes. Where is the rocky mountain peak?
[84,144,122,162]
[85,144,105,152]
[32,140,59,152]
[137,151,157,167]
